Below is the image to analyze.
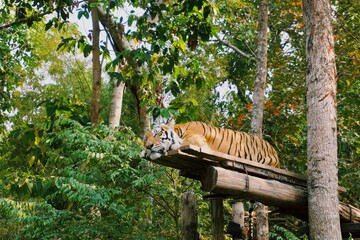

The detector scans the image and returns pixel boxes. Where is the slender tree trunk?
[108,80,125,128]
[303,0,341,239]
[65,2,101,212]
[90,5,101,123]
[251,0,269,239]
[139,105,151,135]
[251,0,268,138]
[96,7,150,133]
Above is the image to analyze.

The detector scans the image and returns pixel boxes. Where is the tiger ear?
[167,119,176,129]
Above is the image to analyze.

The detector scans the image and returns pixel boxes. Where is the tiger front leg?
[181,135,211,151]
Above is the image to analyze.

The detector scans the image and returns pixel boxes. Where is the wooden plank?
[151,158,182,169]
[167,147,219,165]
[181,145,306,179]
[153,149,207,169]
[220,160,306,187]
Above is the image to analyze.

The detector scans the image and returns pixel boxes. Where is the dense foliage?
[0,0,359,239]
[0,97,211,239]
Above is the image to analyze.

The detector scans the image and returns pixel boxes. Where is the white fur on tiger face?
[139,121,182,160]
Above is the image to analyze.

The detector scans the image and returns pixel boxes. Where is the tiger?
[140,120,279,168]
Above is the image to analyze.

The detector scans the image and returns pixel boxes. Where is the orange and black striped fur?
[141,121,279,168]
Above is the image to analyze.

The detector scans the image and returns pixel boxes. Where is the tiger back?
[173,121,279,168]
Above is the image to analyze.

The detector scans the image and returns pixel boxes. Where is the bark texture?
[210,199,224,240]
[251,0,269,239]
[90,6,101,123]
[251,0,268,138]
[232,202,245,227]
[302,0,341,239]
[108,81,125,128]
[181,192,199,240]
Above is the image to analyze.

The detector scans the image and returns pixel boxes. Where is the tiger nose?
[146,144,154,149]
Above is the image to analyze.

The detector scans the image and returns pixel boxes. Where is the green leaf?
[128,15,134,27]
[45,20,53,31]
[160,109,170,118]
[83,44,92,57]
[29,155,36,167]
[77,11,83,20]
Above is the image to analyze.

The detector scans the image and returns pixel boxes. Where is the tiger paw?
[149,152,163,160]
[139,149,148,158]
[139,149,163,160]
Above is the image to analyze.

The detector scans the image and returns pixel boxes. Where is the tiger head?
[140,120,183,160]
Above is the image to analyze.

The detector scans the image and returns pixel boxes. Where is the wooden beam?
[201,166,360,223]
[339,202,360,223]
[201,166,307,208]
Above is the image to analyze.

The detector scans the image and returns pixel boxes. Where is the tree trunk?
[251,0,269,239]
[96,7,150,133]
[182,192,199,240]
[251,0,268,138]
[67,4,101,212]
[90,6,101,123]
[303,0,341,239]
[139,105,151,135]
[108,80,125,128]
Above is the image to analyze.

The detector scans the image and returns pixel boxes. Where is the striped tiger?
[140,120,279,167]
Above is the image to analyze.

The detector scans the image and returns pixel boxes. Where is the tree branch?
[96,6,132,53]
[0,11,50,29]
[215,37,255,60]
[0,1,86,30]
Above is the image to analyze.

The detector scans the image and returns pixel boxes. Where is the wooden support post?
[182,192,199,240]
[201,166,307,208]
[232,202,246,240]
[210,198,224,240]
[255,203,269,240]
[225,202,247,240]
[232,202,245,227]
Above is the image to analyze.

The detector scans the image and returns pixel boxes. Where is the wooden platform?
[153,145,344,192]
[148,145,360,224]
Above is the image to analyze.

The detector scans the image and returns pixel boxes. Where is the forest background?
[0,0,359,239]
